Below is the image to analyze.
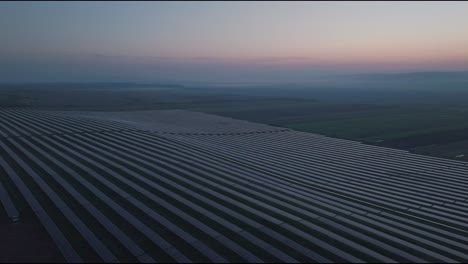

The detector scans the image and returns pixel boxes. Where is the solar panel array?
[0,108,467,263]
[53,109,290,135]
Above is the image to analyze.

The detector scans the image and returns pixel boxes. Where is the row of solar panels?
[49,109,287,134]
[0,111,339,262]
[163,131,468,229]
[0,109,467,263]
[0,109,136,138]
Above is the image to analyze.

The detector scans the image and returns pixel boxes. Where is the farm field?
[185,103,468,161]
[1,108,467,262]
[2,83,468,160]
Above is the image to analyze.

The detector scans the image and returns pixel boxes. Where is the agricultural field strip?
[157,134,466,231]
[0,109,468,262]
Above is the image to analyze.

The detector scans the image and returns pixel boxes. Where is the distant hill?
[345,71,468,82]
[0,82,185,90]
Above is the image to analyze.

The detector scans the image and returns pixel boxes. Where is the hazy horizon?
[2,1,468,83]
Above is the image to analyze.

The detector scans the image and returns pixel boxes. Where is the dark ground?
[0,207,65,263]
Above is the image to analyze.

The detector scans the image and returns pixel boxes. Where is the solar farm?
[0,108,467,263]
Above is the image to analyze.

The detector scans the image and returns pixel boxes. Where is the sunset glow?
[1,1,468,82]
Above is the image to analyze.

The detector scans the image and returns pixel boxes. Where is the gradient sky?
[1,1,468,83]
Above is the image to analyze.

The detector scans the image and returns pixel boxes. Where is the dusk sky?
[1,1,468,83]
